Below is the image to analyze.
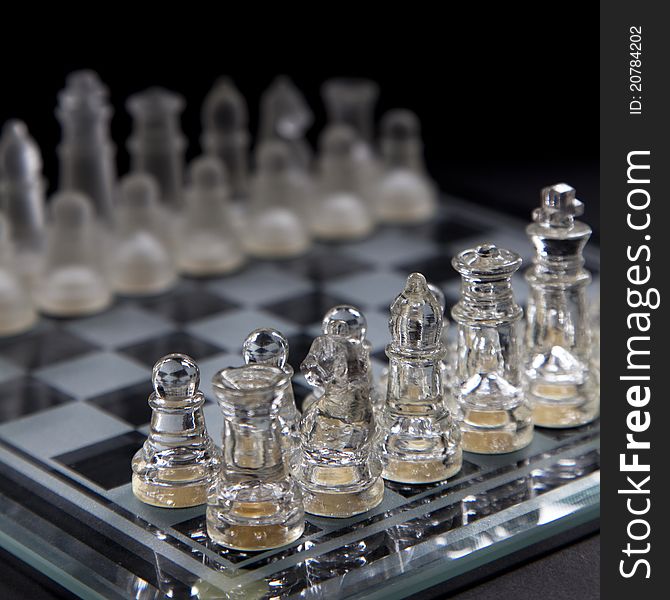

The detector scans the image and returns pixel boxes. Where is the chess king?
[378,272,462,483]
[132,354,219,508]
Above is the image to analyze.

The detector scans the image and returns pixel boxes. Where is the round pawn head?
[389,272,443,351]
[381,109,421,141]
[243,328,289,369]
[152,354,200,399]
[0,120,42,181]
[322,305,367,341]
[52,191,94,228]
[189,156,228,191]
[319,124,357,157]
[118,173,160,210]
[256,140,291,175]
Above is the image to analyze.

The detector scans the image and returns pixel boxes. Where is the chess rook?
[379,272,462,483]
[243,328,301,457]
[56,70,116,222]
[132,354,219,508]
[322,78,378,144]
[525,184,599,427]
[294,312,383,517]
[208,365,304,550]
[451,244,533,453]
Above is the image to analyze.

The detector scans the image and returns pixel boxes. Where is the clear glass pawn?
[56,70,116,223]
[246,140,311,259]
[0,120,46,287]
[259,75,313,172]
[178,156,245,276]
[208,364,304,550]
[132,354,219,508]
[451,244,533,453]
[374,110,438,224]
[0,214,36,336]
[201,77,250,200]
[242,327,301,457]
[127,88,186,209]
[524,184,599,427]
[379,272,462,483]
[36,191,112,317]
[110,174,177,296]
[311,125,374,241]
[294,317,383,517]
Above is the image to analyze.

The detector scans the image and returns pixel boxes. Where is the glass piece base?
[460,408,533,454]
[382,455,462,484]
[301,477,385,518]
[131,473,208,508]
[532,397,599,428]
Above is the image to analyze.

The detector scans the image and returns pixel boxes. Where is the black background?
[0,8,599,239]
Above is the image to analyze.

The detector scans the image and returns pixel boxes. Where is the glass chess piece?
[201,77,250,200]
[242,327,301,457]
[36,191,112,317]
[132,354,219,508]
[451,243,533,453]
[524,184,599,427]
[245,140,312,259]
[259,75,313,172]
[208,364,304,550]
[0,214,37,336]
[378,272,462,483]
[0,120,46,288]
[293,316,384,517]
[311,125,374,241]
[177,156,245,276]
[374,109,438,224]
[322,78,378,145]
[56,70,116,223]
[110,174,177,295]
[127,87,186,209]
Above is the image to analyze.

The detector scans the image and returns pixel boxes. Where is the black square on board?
[87,381,154,427]
[54,431,146,490]
[263,292,350,327]
[120,331,224,368]
[395,253,460,285]
[430,218,491,245]
[135,289,237,324]
[278,248,373,282]
[0,329,97,370]
[0,377,75,423]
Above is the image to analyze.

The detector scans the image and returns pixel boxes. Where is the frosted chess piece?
[259,76,313,172]
[374,110,438,224]
[322,78,378,144]
[201,77,249,200]
[208,364,304,550]
[178,156,245,276]
[311,125,374,241]
[379,272,462,483]
[451,244,533,453]
[294,317,383,517]
[242,328,301,457]
[127,88,186,209]
[0,214,36,336]
[246,141,311,258]
[110,174,176,295]
[132,354,219,508]
[56,70,116,222]
[524,184,599,427]
[37,192,111,317]
[0,120,46,286]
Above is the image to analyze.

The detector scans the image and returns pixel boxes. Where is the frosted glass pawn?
[379,273,462,483]
[322,78,378,144]
[375,110,438,224]
[0,120,46,289]
[177,157,245,276]
[294,317,383,517]
[311,125,374,241]
[0,214,36,336]
[246,141,311,258]
[132,354,219,508]
[110,174,177,295]
[37,192,111,317]
[56,70,116,222]
[201,78,250,200]
[259,76,313,171]
[127,88,186,209]
[243,328,301,456]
